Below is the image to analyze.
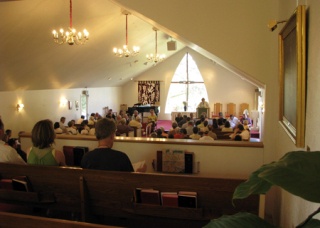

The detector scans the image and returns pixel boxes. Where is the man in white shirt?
[0,118,26,164]
[59,117,67,131]
[76,115,85,124]
[197,98,210,108]
[199,131,214,141]
[228,114,239,128]
[131,110,141,121]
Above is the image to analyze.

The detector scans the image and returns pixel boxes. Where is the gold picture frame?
[279,5,306,147]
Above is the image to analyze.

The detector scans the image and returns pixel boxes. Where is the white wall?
[113,0,320,226]
[275,1,320,227]
[122,47,257,120]
[0,87,122,137]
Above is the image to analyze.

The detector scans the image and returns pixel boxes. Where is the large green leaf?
[233,151,320,203]
[232,163,273,200]
[300,219,320,228]
[259,151,320,203]
[203,212,277,228]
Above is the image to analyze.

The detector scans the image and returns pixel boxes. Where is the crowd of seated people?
[145,112,252,141]
[0,115,148,179]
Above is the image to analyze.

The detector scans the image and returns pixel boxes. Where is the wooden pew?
[0,163,260,227]
[0,211,120,228]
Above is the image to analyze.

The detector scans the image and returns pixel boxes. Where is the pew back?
[0,163,259,227]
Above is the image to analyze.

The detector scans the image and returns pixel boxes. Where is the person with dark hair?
[59,117,67,132]
[76,115,85,124]
[217,112,226,128]
[221,121,233,132]
[234,135,242,141]
[168,133,174,139]
[0,118,26,164]
[200,120,209,133]
[54,122,63,134]
[66,121,78,135]
[88,113,95,125]
[79,120,90,135]
[189,127,201,140]
[8,138,27,162]
[178,128,189,139]
[2,129,12,143]
[175,113,183,124]
[212,118,219,129]
[27,119,65,166]
[197,117,206,129]
[106,109,116,120]
[81,118,134,172]
[178,115,188,128]
[185,120,194,136]
[156,129,166,138]
[199,131,214,141]
[230,124,250,141]
[181,117,191,129]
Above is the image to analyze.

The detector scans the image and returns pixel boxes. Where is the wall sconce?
[60,98,68,107]
[68,100,72,110]
[17,103,24,111]
[75,101,79,110]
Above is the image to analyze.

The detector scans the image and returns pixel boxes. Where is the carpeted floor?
[156,120,172,131]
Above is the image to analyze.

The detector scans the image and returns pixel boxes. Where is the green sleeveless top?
[27,147,59,166]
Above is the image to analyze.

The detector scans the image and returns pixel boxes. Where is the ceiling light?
[113,11,140,57]
[52,0,89,45]
[146,28,165,64]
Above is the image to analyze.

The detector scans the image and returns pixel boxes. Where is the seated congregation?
[150,112,253,141]
[50,106,256,143]
[0,116,261,227]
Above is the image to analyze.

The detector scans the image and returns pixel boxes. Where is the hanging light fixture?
[52,0,89,45]
[146,28,165,64]
[113,11,140,57]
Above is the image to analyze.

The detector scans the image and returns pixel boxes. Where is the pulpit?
[197,108,210,118]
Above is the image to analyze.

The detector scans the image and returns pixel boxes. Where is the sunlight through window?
[165,53,208,113]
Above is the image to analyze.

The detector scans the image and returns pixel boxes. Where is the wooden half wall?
[19,133,264,179]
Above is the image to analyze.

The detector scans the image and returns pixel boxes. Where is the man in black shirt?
[81,118,134,172]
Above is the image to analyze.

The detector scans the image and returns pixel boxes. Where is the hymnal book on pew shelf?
[161,192,178,207]
[12,176,33,192]
[140,189,160,205]
[178,191,197,208]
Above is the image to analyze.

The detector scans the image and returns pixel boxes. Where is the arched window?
[165,52,208,113]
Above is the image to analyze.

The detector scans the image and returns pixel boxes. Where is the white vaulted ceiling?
[0,0,185,91]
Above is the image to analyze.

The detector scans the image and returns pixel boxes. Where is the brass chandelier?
[146,28,165,64]
[113,12,140,57]
[52,0,89,45]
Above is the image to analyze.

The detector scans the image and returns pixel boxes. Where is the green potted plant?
[204,151,320,228]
